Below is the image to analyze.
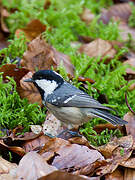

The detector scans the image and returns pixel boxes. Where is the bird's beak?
[24,78,34,83]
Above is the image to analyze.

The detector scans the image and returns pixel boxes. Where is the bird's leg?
[57,128,82,138]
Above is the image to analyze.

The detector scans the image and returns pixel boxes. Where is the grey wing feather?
[58,93,112,110]
[47,81,112,111]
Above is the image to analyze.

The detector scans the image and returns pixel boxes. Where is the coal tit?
[24,70,127,127]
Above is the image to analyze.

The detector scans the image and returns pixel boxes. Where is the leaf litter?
[1,0,135,180]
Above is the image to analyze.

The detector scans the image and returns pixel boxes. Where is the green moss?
[0,34,27,64]
[80,121,122,146]
[0,75,46,133]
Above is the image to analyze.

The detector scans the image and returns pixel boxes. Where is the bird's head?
[24,70,64,99]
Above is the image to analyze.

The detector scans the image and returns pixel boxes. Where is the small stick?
[125,92,135,115]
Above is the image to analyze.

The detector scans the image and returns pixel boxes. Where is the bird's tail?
[90,108,127,125]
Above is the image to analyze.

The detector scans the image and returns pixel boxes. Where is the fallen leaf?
[0,139,25,156]
[0,156,17,174]
[119,21,135,41]
[124,168,135,180]
[40,137,104,175]
[15,19,46,41]
[15,151,57,180]
[81,8,95,24]
[124,112,135,139]
[96,135,134,176]
[97,137,119,158]
[38,171,99,180]
[19,71,42,105]
[0,64,29,86]
[105,168,124,180]
[0,174,15,180]
[123,58,135,75]
[68,136,91,148]
[30,125,42,135]
[79,38,117,61]
[43,113,63,137]
[100,3,131,24]
[21,35,74,76]
[52,144,104,170]
[23,134,51,153]
[120,157,135,168]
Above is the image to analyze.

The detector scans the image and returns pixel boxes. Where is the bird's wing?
[50,92,112,111]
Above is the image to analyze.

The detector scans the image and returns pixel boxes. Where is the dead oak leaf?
[21,35,74,76]
[15,151,57,180]
[19,71,42,105]
[120,157,135,168]
[0,64,29,86]
[100,3,131,24]
[0,156,17,174]
[39,137,104,175]
[119,21,135,41]
[123,58,135,75]
[38,171,99,180]
[23,134,51,153]
[15,19,46,41]
[79,38,117,61]
[96,135,134,176]
[105,168,124,180]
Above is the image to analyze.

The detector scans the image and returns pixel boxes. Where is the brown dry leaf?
[22,134,51,153]
[79,38,117,61]
[15,151,57,180]
[100,3,131,24]
[0,139,25,156]
[51,144,104,170]
[21,35,74,76]
[96,135,134,176]
[120,157,135,168]
[30,125,42,134]
[0,156,17,174]
[119,21,135,41]
[97,137,119,158]
[105,168,124,180]
[81,8,95,24]
[15,19,46,41]
[0,64,29,86]
[123,58,135,75]
[19,71,42,105]
[124,168,135,180]
[40,137,104,175]
[124,112,135,139]
[68,136,91,148]
[38,171,99,180]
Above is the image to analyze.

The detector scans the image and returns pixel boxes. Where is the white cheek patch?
[35,79,58,95]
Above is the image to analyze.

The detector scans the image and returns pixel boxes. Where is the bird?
[24,70,127,130]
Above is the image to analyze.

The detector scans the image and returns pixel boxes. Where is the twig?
[125,92,135,115]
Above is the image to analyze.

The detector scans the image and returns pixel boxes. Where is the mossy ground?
[0,0,135,145]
